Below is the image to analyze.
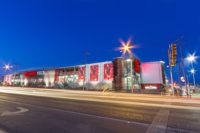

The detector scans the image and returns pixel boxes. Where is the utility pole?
[175,36,189,96]
[179,43,189,96]
[83,51,89,90]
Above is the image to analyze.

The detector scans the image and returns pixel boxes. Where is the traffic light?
[171,44,177,66]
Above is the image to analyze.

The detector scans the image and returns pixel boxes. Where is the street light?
[186,53,197,90]
[119,39,134,55]
[190,68,195,74]
[3,64,13,71]
[186,54,196,62]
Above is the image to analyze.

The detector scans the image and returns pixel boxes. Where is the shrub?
[54,82,64,89]
[95,82,111,91]
[68,82,80,89]
[85,82,94,90]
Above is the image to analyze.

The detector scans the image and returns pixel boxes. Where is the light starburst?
[118,38,134,55]
[3,64,13,71]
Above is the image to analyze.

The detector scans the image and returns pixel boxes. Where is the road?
[0,87,200,133]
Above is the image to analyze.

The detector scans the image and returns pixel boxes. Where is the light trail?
[0,87,200,111]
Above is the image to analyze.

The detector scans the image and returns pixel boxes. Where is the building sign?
[90,65,98,81]
[78,66,85,81]
[134,59,141,73]
[145,85,157,90]
[37,71,44,76]
[104,63,113,80]
[24,71,37,77]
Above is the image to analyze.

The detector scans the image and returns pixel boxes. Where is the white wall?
[78,61,113,88]
[44,70,55,87]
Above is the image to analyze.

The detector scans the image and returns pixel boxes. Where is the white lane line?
[145,109,169,133]
[1,107,29,116]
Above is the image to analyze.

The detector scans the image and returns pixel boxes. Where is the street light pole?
[170,66,174,96]
[83,51,89,91]
[186,53,197,93]
[191,63,196,89]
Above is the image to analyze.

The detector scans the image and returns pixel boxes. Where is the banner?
[78,66,85,81]
[24,71,37,77]
[104,63,113,80]
[90,65,98,81]
[133,59,141,73]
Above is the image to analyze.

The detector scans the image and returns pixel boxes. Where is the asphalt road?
[0,88,200,133]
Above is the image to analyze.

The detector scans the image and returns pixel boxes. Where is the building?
[3,57,166,93]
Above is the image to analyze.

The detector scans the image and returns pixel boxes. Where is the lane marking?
[1,107,29,116]
[146,109,169,133]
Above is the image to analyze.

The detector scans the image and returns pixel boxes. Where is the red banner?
[54,69,60,82]
[133,59,141,73]
[78,66,85,81]
[90,65,98,81]
[104,63,113,80]
[24,71,37,77]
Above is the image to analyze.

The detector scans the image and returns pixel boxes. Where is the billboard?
[141,62,163,84]
[104,63,113,80]
[90,65,98,81]
[78,66,85,81]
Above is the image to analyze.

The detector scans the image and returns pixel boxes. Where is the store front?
[123,58,141,91]
[23,71,45,87]
[113,57,141,91]
[55,67,79,84]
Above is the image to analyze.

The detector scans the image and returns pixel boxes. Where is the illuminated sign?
[145,86,157,90]
[24,71,37,77]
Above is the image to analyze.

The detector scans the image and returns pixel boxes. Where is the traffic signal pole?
[168,45,175,96]
[170,66,174,96]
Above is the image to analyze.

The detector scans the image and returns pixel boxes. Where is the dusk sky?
[0,0,199,83]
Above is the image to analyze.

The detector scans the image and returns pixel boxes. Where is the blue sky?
[0,0,199,83]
